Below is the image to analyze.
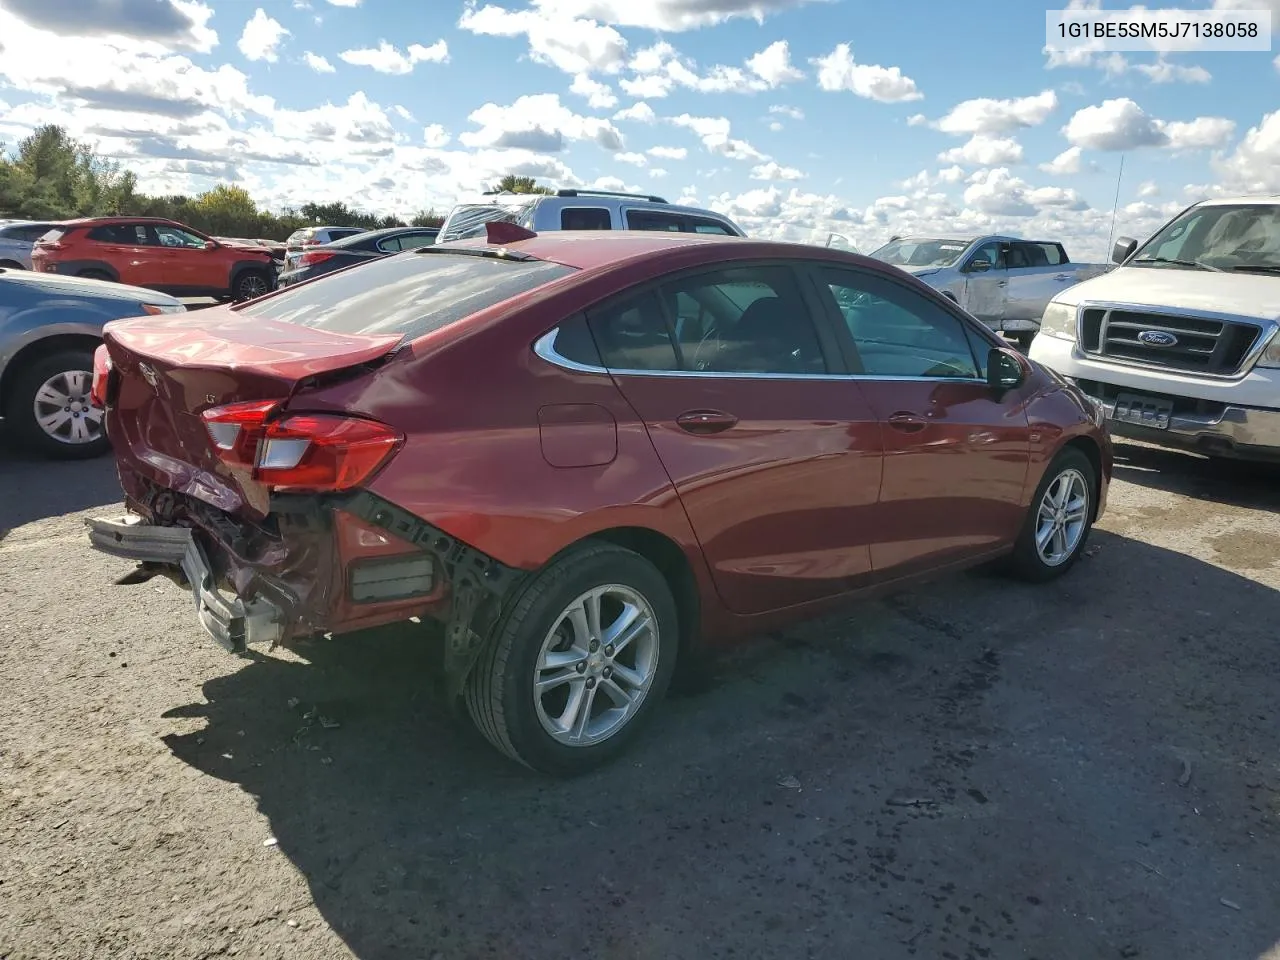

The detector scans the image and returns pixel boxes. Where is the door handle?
[1054,274,1071,281]
[676,409,738,434]
[886,411,928,433]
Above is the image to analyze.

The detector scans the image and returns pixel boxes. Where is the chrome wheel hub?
[1035,467,1089,567]
[534,584,660,747]
[33,370,103,445]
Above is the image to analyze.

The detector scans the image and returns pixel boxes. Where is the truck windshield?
[869,238,970,268]
[1133,204,1280,272]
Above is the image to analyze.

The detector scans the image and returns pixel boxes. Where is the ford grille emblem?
[1137,330,1178,347]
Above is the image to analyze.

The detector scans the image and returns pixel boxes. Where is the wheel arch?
[557,525,703,666]
[228,258,274,290]
[1060,433,1105,520]
[0,333,102,409]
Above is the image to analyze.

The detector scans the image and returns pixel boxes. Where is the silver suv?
[0,221,61,270]
[438,189,745,243]
[283,225,367,272]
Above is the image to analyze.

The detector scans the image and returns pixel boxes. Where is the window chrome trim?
[532,328,986,384]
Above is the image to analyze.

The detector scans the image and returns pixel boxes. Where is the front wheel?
[4,349,110,459]
[1007,447,1096,582]
[465,542,679,775]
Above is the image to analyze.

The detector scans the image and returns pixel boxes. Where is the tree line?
[0,126,456,239]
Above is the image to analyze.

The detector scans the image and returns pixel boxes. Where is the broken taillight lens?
[90,344,113,409]
[201,401,402,492]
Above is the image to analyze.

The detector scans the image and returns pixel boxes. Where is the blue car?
[0,268,186,458]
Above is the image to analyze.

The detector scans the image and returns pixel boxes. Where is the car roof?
[1195,195,1280,207]
[441,229,882,274]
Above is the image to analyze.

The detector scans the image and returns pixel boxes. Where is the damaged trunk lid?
[103,306,402,517]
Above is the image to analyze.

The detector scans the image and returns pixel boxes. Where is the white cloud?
[1134,59,1211,84]
[616,151,647,166]
[614,101,657,123]
[1213,109,1280,192]
[649,167,668,178]
[338,40,449,75]
[769,105,804,120]
[670,113,767,161]
[620,73,675,98]
[326,0,361,5]
[1137,180,1160,197]
[1164,117,1236,150]
[746,41,804,86]
[935,90,1057,136]
[938,134,1023,166]
[648,145,686,160]
[570,73,618,109]
[811,43,922,102]
[0,0,219,53]
[302,51,335,73]
[963,167,1086,217]
[460,93,624,152]
[238,9,288,63]
[1063,98,1234,152]
[1039,145,1090,175]
[423,124,451,148]
[523,0,819,31]
[457,5,629,75]
[751,160,804,181]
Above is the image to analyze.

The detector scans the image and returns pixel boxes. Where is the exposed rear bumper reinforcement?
[85,515,283,654]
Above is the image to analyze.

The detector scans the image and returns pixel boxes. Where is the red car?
[86,225,1111,774]
[31,217,277,301]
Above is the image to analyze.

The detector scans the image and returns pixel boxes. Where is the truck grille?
[1079,307,1263,377]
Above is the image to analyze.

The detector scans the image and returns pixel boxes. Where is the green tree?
[495,174,554,195]
[410,208,445,227]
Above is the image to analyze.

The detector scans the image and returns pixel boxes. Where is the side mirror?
[204,240,218,250]
[967,259,992,273]
[1111,236,1137,264]
[987,347,1025,393]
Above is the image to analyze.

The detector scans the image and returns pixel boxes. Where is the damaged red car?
[87,224,1111,774]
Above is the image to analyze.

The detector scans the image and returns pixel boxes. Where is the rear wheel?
[465,542,678,775]
[233,269,272,301]
[77,269,112,282]
[1007,447,1096,582]
[4,349,109,459]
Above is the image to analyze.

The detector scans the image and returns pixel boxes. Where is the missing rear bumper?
[85,515,284,654]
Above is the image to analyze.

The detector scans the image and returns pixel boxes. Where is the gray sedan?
[0,268,185,458]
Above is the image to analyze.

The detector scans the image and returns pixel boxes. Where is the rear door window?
[88,224,152,245]
[236,251,575,339]
[688,218,734,235]
[586,291,679,371]
[561,208,612,231]
[626,210,687,232]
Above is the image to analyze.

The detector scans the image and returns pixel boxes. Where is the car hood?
[1051,265,1280,320]
[2,269,183,305]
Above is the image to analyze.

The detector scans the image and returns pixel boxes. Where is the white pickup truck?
[1029,196,1280,463]
[868,235,1109,347]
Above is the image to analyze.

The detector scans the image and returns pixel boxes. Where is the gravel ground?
[1,438,1277,960]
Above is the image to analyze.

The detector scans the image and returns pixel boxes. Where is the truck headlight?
[1039,301,1077,340]
[1258,329,1280,369]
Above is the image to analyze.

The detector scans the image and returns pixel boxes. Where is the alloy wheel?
[1035,467,1090,566]
[533,584,660,747]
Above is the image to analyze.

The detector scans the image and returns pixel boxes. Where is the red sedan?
[87,225,1111,774]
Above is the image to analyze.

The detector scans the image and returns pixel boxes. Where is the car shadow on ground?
[0,439,120,539]
[160,530,1280,960]
[1111,439,1280,511]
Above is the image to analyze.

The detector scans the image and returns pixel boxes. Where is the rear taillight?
[90,345,113,409]
[299,251,336,266]
[201,402,402,492]
[35,241,63,251]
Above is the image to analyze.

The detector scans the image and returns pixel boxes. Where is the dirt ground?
[1,438,1277,960]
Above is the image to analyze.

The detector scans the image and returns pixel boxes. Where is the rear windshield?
[440,201,539,242]
[236,250,575,339]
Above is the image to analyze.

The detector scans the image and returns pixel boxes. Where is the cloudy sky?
[0,0,1277,260]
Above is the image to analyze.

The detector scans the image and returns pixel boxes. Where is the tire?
[1007,447,1096,583]
[4,348,110,459]
[465,541,679,775]
[77,269,113,282]
[232,269,272,301]
[0,260,23,270]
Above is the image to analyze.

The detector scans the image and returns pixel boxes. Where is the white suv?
[1029,196,1280,463]
[283,225,367,271]
[438,189,745,243]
